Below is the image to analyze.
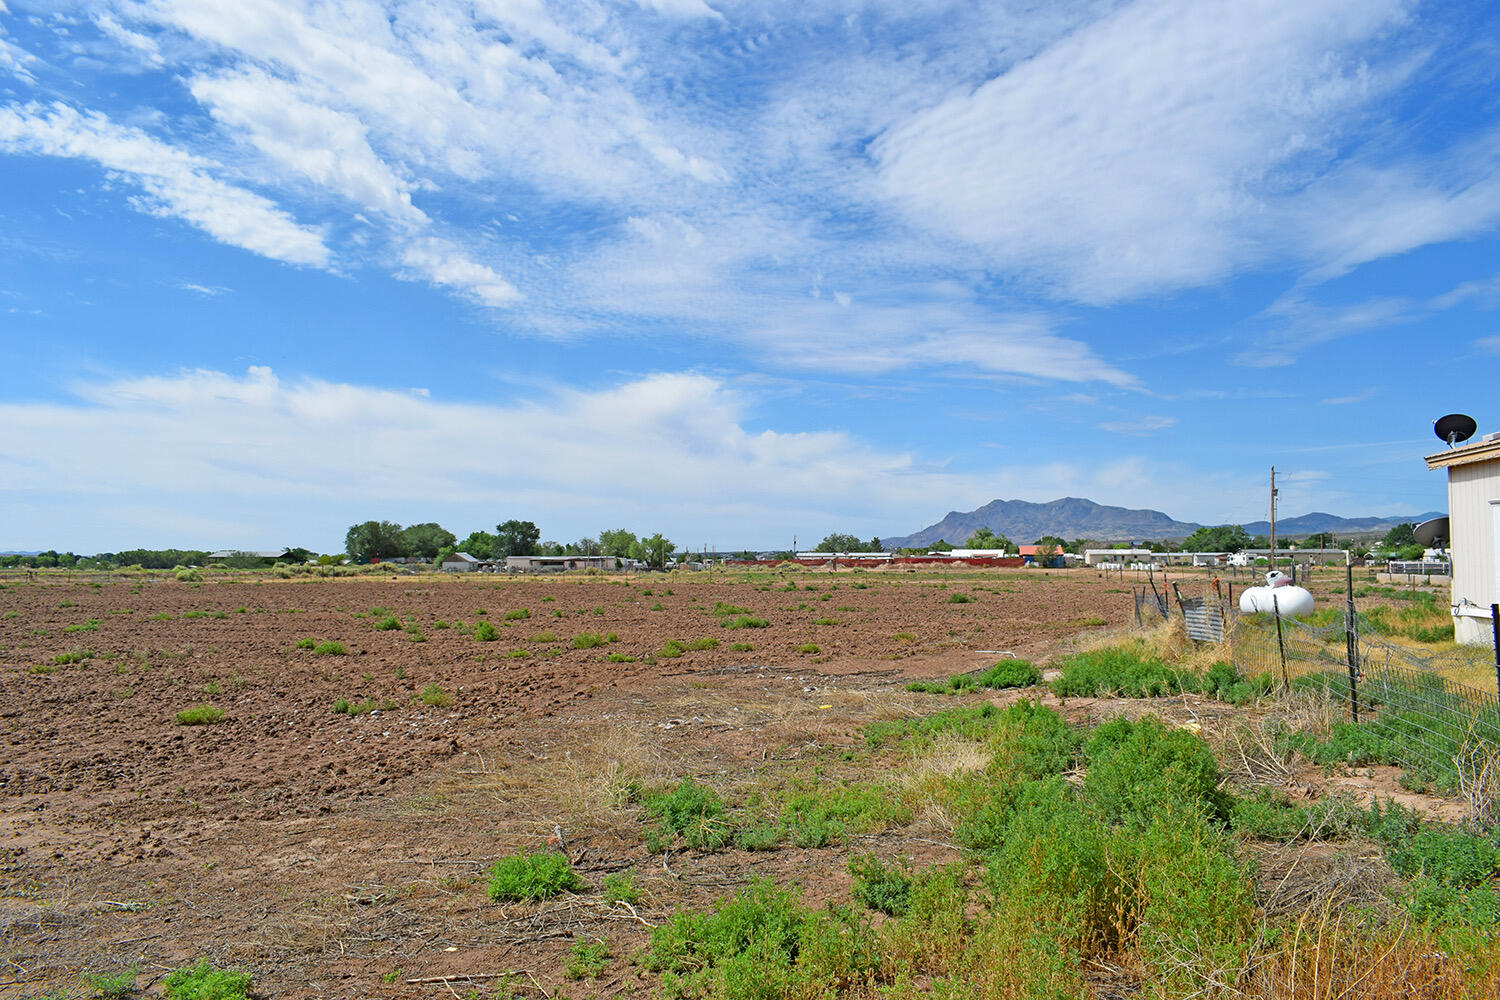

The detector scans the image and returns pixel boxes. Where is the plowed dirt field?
[0,566,1309,998]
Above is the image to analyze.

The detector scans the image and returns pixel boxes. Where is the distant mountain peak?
[881,498,1437,549]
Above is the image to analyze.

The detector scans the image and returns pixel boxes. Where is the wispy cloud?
[1322,388,1380,405]
[1099,415,1177,435]
[1477,335,1500,354]
[0,102,330,266]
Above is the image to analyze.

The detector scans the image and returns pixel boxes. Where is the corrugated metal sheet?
[1181,597,1225,643]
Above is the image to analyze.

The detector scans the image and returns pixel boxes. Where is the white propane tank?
[1238,571,1315,617]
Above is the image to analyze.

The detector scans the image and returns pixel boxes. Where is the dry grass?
[892,730,992,833]
[1226,909,1499,1000]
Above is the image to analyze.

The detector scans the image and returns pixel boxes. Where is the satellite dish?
[1434,413,1477,448]
[1413,516,1449,549]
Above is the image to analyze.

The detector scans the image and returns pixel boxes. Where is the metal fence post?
[1346,557,1358,724]
[1272,593,1289,691]
[1492,603,1500,703]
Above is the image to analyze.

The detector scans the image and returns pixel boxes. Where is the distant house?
[1017,544,1064,568]
[505,554,620,572]
[207,548,294,563]
[1426,431,1500,645]
[440,552,484,573]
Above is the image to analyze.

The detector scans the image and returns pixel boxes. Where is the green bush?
[976,659,1041,689]
[797,643,820,654]
[639,778,734,851]
[713,602,751,616]
[314,640,347,656]
[865,702,1003,751]
[659,640,686,658]
[848,854,912,916]
[1084,715,1229,824]
[641,879,880,1000]
[295,637,315,649]
[603,869,640,905]
[781,783,907,847]
[473,621,499,642]
[573,632,607,649]
[163,960,252,1000]
[565,937,611,979]
[685,637,719,651]
[419,683,451,708]
[333,696,396,715]
[504,608,531,621]
[723,615,769,629]
[947,593,975,604]
[1051,644,1192,698]
[83,965,139,998]
[533,630,561,643]
[488,850,582,901]
[175,569,202,582]
[174,705,225,726]
[729,642,754,651]
[374,615,401,631]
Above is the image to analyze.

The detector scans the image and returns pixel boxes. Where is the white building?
[440,552,484,573]
[1426,432,1500,645]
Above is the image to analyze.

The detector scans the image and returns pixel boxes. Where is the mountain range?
[881,497,1442,550]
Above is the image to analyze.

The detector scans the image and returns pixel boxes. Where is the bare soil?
[0,566,1453,998]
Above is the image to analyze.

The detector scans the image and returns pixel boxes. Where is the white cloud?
[189,68,425,225]
[0,102,330,266]
[400,236,519,306]
[874,0,1414,302]
[1099,415,1176,435]
[0,366,1255,550]
[1477,335,1500,354]
[1322,388,1380,405]
[1235,291,1415,367]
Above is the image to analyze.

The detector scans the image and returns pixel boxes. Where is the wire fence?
[1228,604,1500,790]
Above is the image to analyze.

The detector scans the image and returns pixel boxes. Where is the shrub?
[723,615,769,629]
[573,631,607,649]
[782,783,908,847]
[175,569,203,582]
[713,601,751,616]
[295,637,315,649]
[488,850,582,901]
[1085,715,1229,824]
[1051,644,1192,698]
[848,853,912,915]
[607,652,637,662]
[639,777,734,851]
[64,619,101,632]
[52,649,93,665]
[374,615,401,631]
[603,869,640,905]
[947,593,975,604]
[814,617,838,626]
[641,879,880,998]
[565,937,611,979]
[797,643,820,654]
[314,640,347,656]
[432,620,450,629]
[976,659,1041,689]
[507,649,530,659]
[1387,827,1500,888]
[685,637,719,651]
[83,965,139,998]
[504,608,530,621]
[659,640,686,658]
[533,630,561,643]
[729,642,754,651]
[163,960,252,1000]
[333,696,395,715]
[174,705,225,726]
[473,621,499,642]
[419,683,451,708]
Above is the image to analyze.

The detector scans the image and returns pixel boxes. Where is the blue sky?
[1,0,1496,553]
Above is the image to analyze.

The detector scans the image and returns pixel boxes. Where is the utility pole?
[1269,466,1278,573]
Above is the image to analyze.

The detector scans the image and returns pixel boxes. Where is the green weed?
[488,850,582,901]
[174,705,225,726]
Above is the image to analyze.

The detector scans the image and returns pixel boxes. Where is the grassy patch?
[729,642,754,652]
[64,618,101,632]
[947,593,975,604]
[504,608,531,621]
[374,615,401,631]
[163,960,252,1000]
[638,777,735,852]
[488,850,582,901]
[565,937,612,979]
[314,640,348,656]
[174,705,226,726]
[473,621,499,642]
[419,683,452,708]
[333,696,397,715]
[722,615,769,629]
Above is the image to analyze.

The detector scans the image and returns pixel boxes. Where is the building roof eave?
[1426,437,1500,470]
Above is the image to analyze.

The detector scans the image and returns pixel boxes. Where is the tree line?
[342,520,676,569]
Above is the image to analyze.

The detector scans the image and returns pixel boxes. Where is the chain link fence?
[1228,603,1500,789]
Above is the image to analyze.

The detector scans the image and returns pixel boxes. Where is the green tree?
[966,526,1012,550]
[1180,524,1250,553]
[495,520,541,558]
[1033,535,1067,551]
[1248,535,1270,550]
[1381,523,1417,549]
[459,530,498,559]
[641,533,673,569]
[345,520,407,562]
[868,537,882,551]
[815,532,864,553]
[401,522,457,559]
[599,529,639,558]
